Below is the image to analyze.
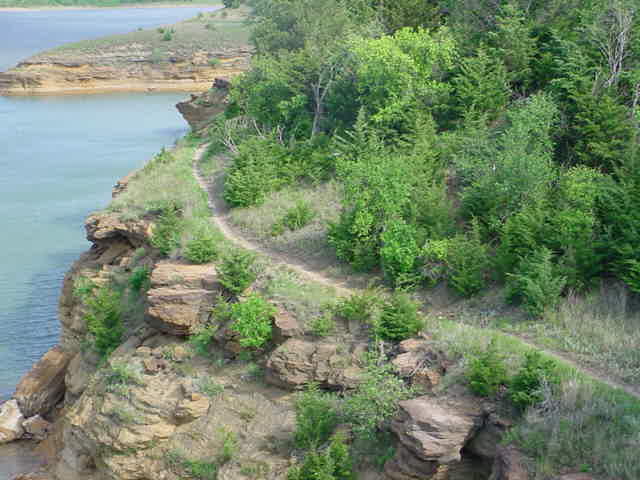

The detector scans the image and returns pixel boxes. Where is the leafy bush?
[343,357,418,440]
[128,266,150,293]
[85,285,124,358]
[510,351,559,410]
[151,206,183,256]
[375,292,424,341]
[293,384,339,450]
[105,362,143,392]
[466,339,508,396]
[189,324,217,356]
[380,219,421,288]
[162,29,173,41]
[287,434,355,480]
[309,313,336,337]
[506,247,566,318]
[229,294,276,348]
[184,230,218,264]
[219,250,257,295]
[423,221,489,297]
[272,201,316,236]
[334,290,379,324]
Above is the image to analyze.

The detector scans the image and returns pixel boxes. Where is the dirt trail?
[192,145,640,401]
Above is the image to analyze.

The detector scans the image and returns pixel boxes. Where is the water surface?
[0,9,214,474]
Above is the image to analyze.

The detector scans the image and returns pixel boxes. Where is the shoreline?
[0,3,221,12]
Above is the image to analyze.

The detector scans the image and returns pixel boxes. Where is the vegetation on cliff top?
[0,0,221,8]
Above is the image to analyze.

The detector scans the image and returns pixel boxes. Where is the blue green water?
[0,7,217,405]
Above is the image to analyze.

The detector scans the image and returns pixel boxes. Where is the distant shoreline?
[0,3,220,12]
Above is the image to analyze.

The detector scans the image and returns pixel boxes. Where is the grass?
[33,7,250,64]
[424,315,640,480]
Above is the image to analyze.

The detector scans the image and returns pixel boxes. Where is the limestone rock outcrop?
[145,261,222,336]
[175,77,232,131]
[14,346,72,418]
[265,338,366,390]
[0,400,25,444]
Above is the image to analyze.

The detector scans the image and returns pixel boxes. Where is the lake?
[0,6,216,476]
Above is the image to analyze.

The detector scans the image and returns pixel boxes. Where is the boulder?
[14,345,72,418]
[174,393,210,423]
[467,414,511,460]
[272,308,301,343]
[489,446,529,480]
[150,261,220,290]
[85,212,151,248]
[392,338,446,391]
[0,399,25,443]
[23,415,52,440]
[265,338,365,390]
[390,396,485,464]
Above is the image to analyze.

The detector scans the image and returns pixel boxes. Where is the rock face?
[489,446,529,480]
[265,338,366,390]
[175,77,231,131]
[391,396,485,464]
[145,261,222,336]
[0,400,25,444]
[14,346,73,418]
[0,48,251,95]
[23,415,52,440]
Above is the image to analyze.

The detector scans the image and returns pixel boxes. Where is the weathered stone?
[467,414,511,460]
[23,415,52,440]
[65,350,100,405]
[15,345,72,418]
[150,261,220,290]
[390,396,485,464]
[0,400,25,444]
[489,446,529,480]
[272,308,301,343]
[142,357,169,374]
[85,212,151,248]
[174,392,210,423]
[265,338,365,390]
[146,286,214,336]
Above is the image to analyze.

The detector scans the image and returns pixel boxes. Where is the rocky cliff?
[0,48,250,95]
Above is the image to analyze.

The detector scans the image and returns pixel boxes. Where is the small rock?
[14,346,72,418]
[398,338,430,353]
[23,415,51,440]
[0,400,25,444]
[174,393,210,423]
[136,346,152,356]
[272,308,301,343]
[172,345,192,362]
[143,357,168,374]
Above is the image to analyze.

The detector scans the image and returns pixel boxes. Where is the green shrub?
[272,201,316,235]
[374,292,423,341]
[423,221,489,297]
[128,266,150,293]
[334,290,379,324]
[293,384,339,450]
[380,219,421,288]
[219,250,257,295]
[189,324,217,356]
[85,286,124,358]
[309,313,336,337]
[208,57,222,67]
[510,351,559,410]
[466,339,508,396]
[223,0,241,7]
[151,206,183,256]
[184,230,218,264]
[229,294,276,349]
[105,362,143,391]
[506,247,566,318]
[162,29,173,41]
[287,434,355,480]
[343,357,418,441]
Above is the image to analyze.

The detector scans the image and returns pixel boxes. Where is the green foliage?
[105,362,143,390]
[184,228,219,264]
[293,384,339,450]
[189,324,217,356]
[151,206,183,256]
[343,356,418,440]
[510,351,559,410]
[229,294,276,348]
[466,339,508,396]
[374,292,423,342]
[380,219,421,288]
[334,290,379,324]
[128,266,150,292]
[282,201,316,230]
[84,285,124,358]
[223,0,240,8]
[309,313,336,337]
[162,29,174,41]
[423,221,490,296]
[287,434,355,480]
[196,376,225,397]
[218,250,257,295]
[506,248,567,318]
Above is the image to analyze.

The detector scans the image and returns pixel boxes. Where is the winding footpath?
[192,145,640,401]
